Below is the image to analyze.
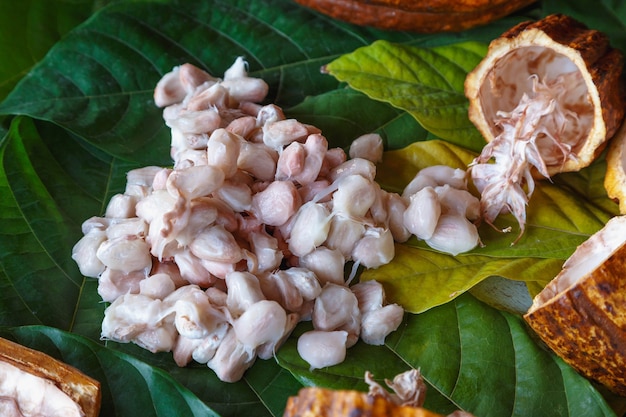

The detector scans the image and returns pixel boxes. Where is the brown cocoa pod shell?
[605,119,626,213]
[292,0,538,33]
[524,216,626,396]
[0,337,101,417]
[283,387,445,417]
[465,14,626,176]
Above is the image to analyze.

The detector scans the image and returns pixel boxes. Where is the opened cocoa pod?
[0,337,101,417]
[524,215,626,396]
[465,13,625,178]
[292,0,538,33]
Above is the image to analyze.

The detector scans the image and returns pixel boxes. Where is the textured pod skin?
[283,387,444,417]
[0,337,101,416]
[605,121,626,213]
[293,0,537,33]
[465,14,626,176]
[524,243,626,396]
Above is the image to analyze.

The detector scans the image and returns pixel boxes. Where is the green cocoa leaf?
[323,40,488,151]
[2,325,221,417]
[365,140,618,313]
[276,321,461,415]
[0,0,442,165]
[553,157,621,217]
[0,1,622,416]
[360,244,563,314]
[0,0,97,101]
[108,341,303,417]
[377,140,616,258]
[375,139,477,193]
[0,117,92,329]
[469,276,535,314]
[286,88,435,151]
[278,294,616,417]
[0,116,302,416]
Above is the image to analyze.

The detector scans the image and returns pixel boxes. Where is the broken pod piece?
[524,215,626,396]
[292,0,536,33]
[283,368,475,417]
[465,14,625,241]
[605,120,626,214]
[0,337,101,417]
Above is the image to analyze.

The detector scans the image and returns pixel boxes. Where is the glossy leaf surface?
[0,1,624,416]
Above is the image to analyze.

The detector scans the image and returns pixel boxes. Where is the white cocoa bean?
[165,108,221,135]
[331,174,377,218]
[324,215,365,259]
[153,66,186,107]
[190,321,230,364]
[97,268,145,303]
[166,165,225,200]
[434,184,480,221]
[206,327,256,383]
[351,227,395,269]
[214,180,252,213]
[251,180,301,227]
[166,285,225,339]
[348,133,383,163]
[221,76,269,104]
[288,202,331,257]
[71,230,107,278]
[275,141,306,181]
[360,304,404,345]
[248,230,283,273]
[232,300,287,350]
[262,119,309,150]
[80,216,109,235]
[178,63,218,94]
[382,191,411,243]
[297,330,348,370]
[328,158,376,183]
[96,235,152,274]
[225,271,265,317]
[186,82,229,111]
[139,273,176,300]
[206,128,241,179]
[105,218,148,240]
[299,246,345,286]
[313,283,360,347]
[237,141,278,181]
[101,293,177,353]
[189,224,243,264]
[173,250,215,287]
[403,186,441,240]
[135,190,177,224]
[425,214,479,255]
[351,280,385,313]
[105,193,138,219]
[403,165,467,198]
[256,104,285,126]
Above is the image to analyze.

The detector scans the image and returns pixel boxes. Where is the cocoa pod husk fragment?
[524,216,626,396]
[0,337,101,417]
[283,386,446,417]
[292,0,537,33]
